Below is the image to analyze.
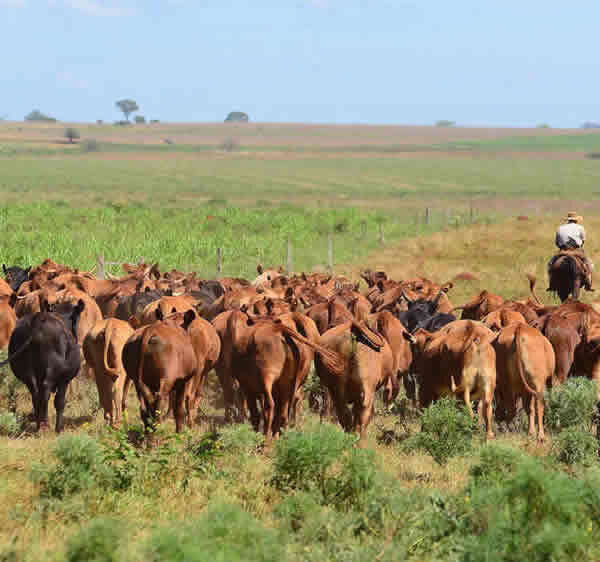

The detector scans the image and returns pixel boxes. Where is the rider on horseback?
[548,211,594,291]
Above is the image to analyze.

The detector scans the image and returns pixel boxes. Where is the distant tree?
[581,122,600,130]
[537,123,550,128]
[150,119,160,124]
[96,119,104,125]
[134,115,146,124]
[64,127,80,144]
[224,111,249,123]
[25,109,56,122]
[435,120,455,127]
[115,99,139,122]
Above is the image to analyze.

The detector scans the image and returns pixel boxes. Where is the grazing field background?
[2,122,600,560]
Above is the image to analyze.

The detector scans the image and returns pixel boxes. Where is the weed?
[401,397,479,465]
[64,517,126,562]
[545,378,598,432]
[273,423,356,492]
[553,427,599,466]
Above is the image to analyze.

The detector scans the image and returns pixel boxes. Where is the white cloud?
[63,0,134,17]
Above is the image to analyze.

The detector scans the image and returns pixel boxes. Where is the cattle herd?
[0,259,598,446]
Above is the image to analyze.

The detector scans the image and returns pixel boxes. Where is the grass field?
[2,121,600,560]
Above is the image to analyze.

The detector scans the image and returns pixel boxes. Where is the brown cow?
[455,290,504,320]
[493,323,555,441]
[83,318,134,426]
[122,311,198,432]
[481,308,526,332]
[159,309,221,426]
[315,321,394,445]
[0,278,12,298]
[0,294,17,349]
[405,320,496,438]
[138,295,198,326]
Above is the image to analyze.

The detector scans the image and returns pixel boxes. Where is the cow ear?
[377,280,385,292]
[285,287,294,300]
[156,308,164,321]
[128,316,139,329]
[257,264,264,274]
[240,303,248,313]
[278,266,285,273]
[301,272,307,281]
[266,298,274,314]
[183,309,196,330]
[75,298,85,315]
[402,331,416,344]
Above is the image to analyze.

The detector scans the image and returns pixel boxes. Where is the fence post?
[379,223,385,246]
[425,207,430,225]
[216,247,222,276]
[287,238,293,275]
[328,234,333,271]
[97,255,105,280]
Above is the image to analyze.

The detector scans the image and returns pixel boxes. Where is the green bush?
[144,501,282,562]
[218,423,263,455]
[402,397,479,465]
[273,423,356,492]
[65,518,126,562]
[31,434,105,499]
[545,378,598,432]
[0,411,21,437]
[553,427,599,466]
[460,457,600,561]
[469,444,526,485]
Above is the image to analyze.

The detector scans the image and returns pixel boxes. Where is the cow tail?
[0,336,33,366]
[103,319,121,379]
[514,324,538,396]
[276,324,345,377]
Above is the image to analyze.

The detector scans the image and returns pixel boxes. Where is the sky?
[1,1,598,127]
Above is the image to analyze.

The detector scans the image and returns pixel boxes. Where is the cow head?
[3,265,31,292]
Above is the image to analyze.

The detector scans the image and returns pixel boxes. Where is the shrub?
[31,434,105,499]
[273,423,356,492]
[81,139,101,152]
[469,444,526,485]
[218,423,263,455]
[144,501,282,562]
[0,411,21,437]
[460,457,599,561]
[24,109,56,122]
[275,490,324,532]
[64,518,126,562]
[435,120,455,127]
[134,115,146,124]
[553,427,599,466]
[224,111,249,123]
[545,378,597,432]
[401,397,478,465]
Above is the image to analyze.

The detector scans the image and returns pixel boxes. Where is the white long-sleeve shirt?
[556,223,586,249]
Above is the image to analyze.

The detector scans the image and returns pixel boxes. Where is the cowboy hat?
[564,211,583,223]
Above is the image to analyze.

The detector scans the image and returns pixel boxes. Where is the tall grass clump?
[402,397,479,465]
[545,378,598,432]
[144,501,282,562]
[64,517,126,562]
[552,427,599,466]
[272,422,356,492]
[459,457,600,561]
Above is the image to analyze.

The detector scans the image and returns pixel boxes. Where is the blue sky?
[1,1,598,126]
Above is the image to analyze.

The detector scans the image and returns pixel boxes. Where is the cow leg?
[216,366,236,423]
[247,395,261,432]
[355,392,375,447]
[535,394,545,442]
[37,380,52,432]
[122,376,132,415]
[524,394,536,438]
[482,396,495,439]
[173,382,186,434]
[54,382,68,433]
[333,392,352,432]
[112,377,125,427]
[22,378,39,421]
[261,376,277,446]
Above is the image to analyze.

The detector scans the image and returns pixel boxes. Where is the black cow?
[114,290,164,322]
[2,265,31,292]
[396,288,455,334]
[4,299,84,432]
